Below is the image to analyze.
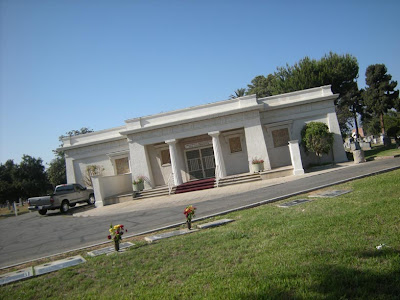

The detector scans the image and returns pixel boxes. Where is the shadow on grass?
[311,263,400,299]
[364,144,397,159]
[358,247,400,259]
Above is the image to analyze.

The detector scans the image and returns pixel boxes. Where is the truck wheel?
[60,200,69,213]
[87,194,95,205]
[38,209,47,215]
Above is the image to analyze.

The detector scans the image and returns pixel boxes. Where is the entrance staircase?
[122,166,294,201]
[216,173,261,187]
[175,178,215,194]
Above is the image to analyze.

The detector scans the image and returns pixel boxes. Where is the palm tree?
[229,88,246,99]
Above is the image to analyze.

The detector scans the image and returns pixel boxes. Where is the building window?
[272,128,290,148]
[161,149,171,165]
[115,157,130,175]
[229,137,242,153]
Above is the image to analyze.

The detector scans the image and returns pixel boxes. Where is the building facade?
[60,86,347,205]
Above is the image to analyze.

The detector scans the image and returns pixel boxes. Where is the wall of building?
[220,129,249,175]
[147,144,172,187]
[260,99,341,168]
[64,139,129,186]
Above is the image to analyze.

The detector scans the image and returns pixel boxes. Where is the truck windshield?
[56,185,74,192]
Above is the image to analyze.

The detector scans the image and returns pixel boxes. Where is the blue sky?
[1,0,399,166]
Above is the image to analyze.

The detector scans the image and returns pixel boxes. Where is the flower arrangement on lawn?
[107,223,127,251]
[183,205,196,230]
[252,157,264,164]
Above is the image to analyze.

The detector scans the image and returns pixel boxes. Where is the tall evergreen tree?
[363,64,399,136]
[246,52,359,134]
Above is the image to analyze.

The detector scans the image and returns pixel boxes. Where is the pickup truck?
[28,184,95,215]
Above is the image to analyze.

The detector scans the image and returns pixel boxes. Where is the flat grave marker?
[197,219,234,229]
[145,229,198,243]
[278,199,310,208]
[308,189,352,198]
[0,267,34,286]
[87,242,135,257]
[34,255,86,276]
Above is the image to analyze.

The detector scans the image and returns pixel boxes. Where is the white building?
[60,85,347,206]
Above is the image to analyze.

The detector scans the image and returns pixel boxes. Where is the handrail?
[215,165,220,188]
[167,172,174,195]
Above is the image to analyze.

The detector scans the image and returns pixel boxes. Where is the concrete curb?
[2,163,399,271]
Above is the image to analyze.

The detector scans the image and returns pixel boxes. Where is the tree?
[83,165,104,187]
[339,83,364,138]
[246,74,275,98]
[47,156,66,187]
[363,64,399,136]
[48,127,94,186]
[0,160,19,204]
[363,111,400,138]
[246,52,359,134]
[229,88,246,99]
[301,122,334,158]
[14,155,49,198]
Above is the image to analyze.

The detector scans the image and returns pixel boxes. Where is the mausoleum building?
[60,85,347,206]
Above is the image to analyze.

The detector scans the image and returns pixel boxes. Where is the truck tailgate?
[28,196,51,206]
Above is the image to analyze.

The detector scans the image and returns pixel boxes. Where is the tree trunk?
[380,113,385,135]
[354,111,359,139]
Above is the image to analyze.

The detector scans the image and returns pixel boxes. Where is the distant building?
[60,85,347,206]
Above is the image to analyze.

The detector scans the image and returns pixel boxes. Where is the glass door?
[186,147,215,180]
[201,147,216,178]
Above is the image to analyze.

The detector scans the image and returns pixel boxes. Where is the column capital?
[208,131,221,138]
[165,139,178,145]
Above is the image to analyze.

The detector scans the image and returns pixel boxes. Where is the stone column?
[64,153,76,184]
[288,140,305,175]
[208,131,227,178]
[165,139,183,186]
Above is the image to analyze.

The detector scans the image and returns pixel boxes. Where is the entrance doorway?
[185,147,215,180]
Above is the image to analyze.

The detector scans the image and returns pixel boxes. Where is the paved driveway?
[1,158,399,269]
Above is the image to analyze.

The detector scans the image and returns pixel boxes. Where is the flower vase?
[114,240,120,251]
[186,220,192,230]
[253,162,264,173]
[133,182,145,192]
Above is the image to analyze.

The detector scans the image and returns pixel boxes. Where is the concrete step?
[175,178,215,194]
[218,177,261,187]
[135,186,174,199]
[217,172,261,187]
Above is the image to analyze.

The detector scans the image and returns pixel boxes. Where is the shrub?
[301,122,334,157]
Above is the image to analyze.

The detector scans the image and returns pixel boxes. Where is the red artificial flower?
[125,229,128,232]
[107,235,111,239]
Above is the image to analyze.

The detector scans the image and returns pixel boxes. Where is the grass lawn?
[0,204,29,219]
[1,169,400,299]
[364,144,400,160]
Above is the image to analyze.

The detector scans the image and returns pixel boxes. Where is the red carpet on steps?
[174,178,215,194]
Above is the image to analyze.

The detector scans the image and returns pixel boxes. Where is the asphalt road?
[1,157,399,269]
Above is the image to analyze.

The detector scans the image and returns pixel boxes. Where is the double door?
[185,147,215,180]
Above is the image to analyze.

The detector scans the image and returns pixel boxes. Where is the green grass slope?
[1,170,399,299]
